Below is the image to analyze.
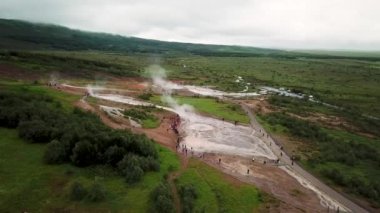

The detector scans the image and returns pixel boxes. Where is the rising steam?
[148,65,194,117]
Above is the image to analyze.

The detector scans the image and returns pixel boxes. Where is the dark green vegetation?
[0,19,282,56]
[178,184,198,213]
[0,50,141,77]
[69,181,106,202]
[123,106,160,128]
[2,48,378,120]
[0,83,265,212]
[259,110,380,206]
[268,95,380,137]
[3,19,380,59]
[166,57,380,117]
[0,89,160,184]
[150,181,175,213]
[0,126,181,212]
[0,83,180,212]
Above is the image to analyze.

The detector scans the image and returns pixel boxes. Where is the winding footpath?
[241,104,368,213]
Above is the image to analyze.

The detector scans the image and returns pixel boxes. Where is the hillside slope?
[0,19,282,56]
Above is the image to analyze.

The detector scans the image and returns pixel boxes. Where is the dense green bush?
[150,181,175,213]
[87,183,107,202]
[138,93,153,100]
[18,119,54,143]
[44,139,67,164]
[117,153,159,184]
[71,140,97,167]
[179,184,198,213]
[70,181,87,201]
[104,145,126,166]
[0,90,159,184]
[263,112,329,142]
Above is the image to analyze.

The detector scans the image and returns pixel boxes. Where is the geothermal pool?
[87,87,276,160]
[178,112,276,159]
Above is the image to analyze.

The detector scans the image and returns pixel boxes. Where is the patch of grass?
[166,56,380,118]
[0,127,180,212]
[150,95,249,124]
[176,159,262,212]
[123,107,160,129]
[141,118,160,129]
[0,81,80,111]
[267,95,380,137]
[258,112,380,206]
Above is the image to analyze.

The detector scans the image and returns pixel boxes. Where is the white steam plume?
[148,65,193,116]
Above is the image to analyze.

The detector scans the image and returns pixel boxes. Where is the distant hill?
[1,19,379,60]
[294,49,380,58]
[0,19,283,56]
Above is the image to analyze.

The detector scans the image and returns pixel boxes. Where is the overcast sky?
[1,0,379,50]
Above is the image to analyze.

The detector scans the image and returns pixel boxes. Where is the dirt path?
[168,172,181,213]
[202,153,324,212]
[241,103,368,213]
[167,153,190,213]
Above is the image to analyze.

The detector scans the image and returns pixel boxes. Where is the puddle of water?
[260,86,305,99]
[94,94,154,106]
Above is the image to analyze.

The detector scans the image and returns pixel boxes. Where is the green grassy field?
[141,118,160,129]
[150,95,250,124]
[3,50,378,118]
[0,80,80,111]
[257,111,380,207]
[176,159,264,212]
[0,127,180,212]
[0,126,268,212]
[165,56,380,117]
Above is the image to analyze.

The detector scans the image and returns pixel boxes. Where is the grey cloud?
[0,0,379,50]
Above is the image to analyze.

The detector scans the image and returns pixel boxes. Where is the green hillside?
[0,19,282,56]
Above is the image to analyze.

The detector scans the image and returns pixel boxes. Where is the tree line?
[0,90,159,184]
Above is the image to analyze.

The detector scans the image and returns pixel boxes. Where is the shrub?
[138,93,153,100]
[0,90,160,185]
[125,165,144,184]
[87,183,106,202]
[118,154,145,184]
[179,184,198,213]
[70,140,97,167]
[150,182,174,213]
[44,139,67,164]
[18,120,53,143]
[70,181,87,201]
[104,145,126,166]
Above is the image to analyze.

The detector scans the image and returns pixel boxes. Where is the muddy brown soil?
[241,98,277,115]
[0,63,41,80]
[75,97,181,151]
[202,153,326,213]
